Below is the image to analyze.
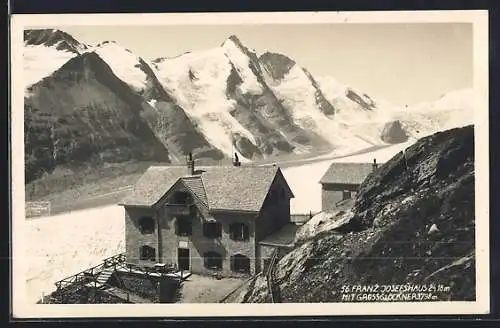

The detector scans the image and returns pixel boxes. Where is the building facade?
[319,160,378,211]
[119,156,294,277]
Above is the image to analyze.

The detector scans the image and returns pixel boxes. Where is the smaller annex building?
[319,159,379,211]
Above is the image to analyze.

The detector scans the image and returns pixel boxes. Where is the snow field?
[92,42,149,93]
[24,206,125,304]
[23,45,78,89]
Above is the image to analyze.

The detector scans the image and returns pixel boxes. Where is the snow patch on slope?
[91,42,149,93]
[269,66,381,153]
[222,39,263,95]
[154,47,257,158]
[391,88,474,139]
[23,44,78,88]
[25,206,125,303]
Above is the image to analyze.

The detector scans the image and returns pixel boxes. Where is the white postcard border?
[10,10,490,318]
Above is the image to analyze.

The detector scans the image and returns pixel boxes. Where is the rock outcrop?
[239,125,475,303]
[380,120,409,144]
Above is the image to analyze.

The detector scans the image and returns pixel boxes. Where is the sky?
[58,23,473,107]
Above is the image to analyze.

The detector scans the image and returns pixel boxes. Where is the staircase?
[96,267,114,286]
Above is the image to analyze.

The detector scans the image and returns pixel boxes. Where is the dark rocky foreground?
[240,125,475,303]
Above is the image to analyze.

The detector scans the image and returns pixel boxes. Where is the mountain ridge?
[23,28,474,182]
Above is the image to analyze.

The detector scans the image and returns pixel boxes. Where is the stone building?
[119,154,295,277]
[319,159,379,211]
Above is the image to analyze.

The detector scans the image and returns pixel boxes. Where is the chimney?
[186,152,195,175]
[372,158,378,171]
[233,152,241,167]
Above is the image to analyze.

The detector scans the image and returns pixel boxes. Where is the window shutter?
[243,224,249,240]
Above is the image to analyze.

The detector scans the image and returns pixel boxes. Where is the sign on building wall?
[25,201,51,218]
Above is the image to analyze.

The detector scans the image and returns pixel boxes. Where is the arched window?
[231,254,250,273]
[204,251,223,270]
[140,245,156,262]
[229,223,249,241]
[138,216,155,234]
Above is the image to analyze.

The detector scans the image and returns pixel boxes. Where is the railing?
[119,261,178,277]
[266,248,282,303]
[50,253,185,304]
[54,253,127,290]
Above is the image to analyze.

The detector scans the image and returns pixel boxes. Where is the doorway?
[177,248,190,271]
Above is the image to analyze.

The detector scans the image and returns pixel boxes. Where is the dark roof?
[119,165,290,212]
[258,223,298,247]
[319,162,375,185]
[119,166,188,207]
[181,176,208,207]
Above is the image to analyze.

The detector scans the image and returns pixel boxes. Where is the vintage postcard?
[10,10,489,318]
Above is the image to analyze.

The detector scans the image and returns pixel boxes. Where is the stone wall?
[125,206,160,266]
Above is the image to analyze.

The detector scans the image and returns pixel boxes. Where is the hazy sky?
[58,23,473,106]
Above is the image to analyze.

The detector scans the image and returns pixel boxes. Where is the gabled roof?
[319,162,375,185]
[201,166,280,212]
[119,164,291,213]
[119,166,188,207]
[181,175,208,208]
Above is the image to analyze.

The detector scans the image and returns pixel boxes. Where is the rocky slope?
[240,125,475,302]
[24,52,172,183]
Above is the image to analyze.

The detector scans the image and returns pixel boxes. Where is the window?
[229,223,249,241]
[203,221,222,239]
[231,254,250,273]
[172,191,193,205]
[175,216,192,236]
[140,245,156,262]
[138,216,155,234]
[204,251,222,270]
[342,191,352,201]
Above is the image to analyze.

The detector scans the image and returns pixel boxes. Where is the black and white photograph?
[10,10,489,317]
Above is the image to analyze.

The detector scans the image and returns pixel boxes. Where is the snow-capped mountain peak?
[23,29,89,89]
[24,29,87,54]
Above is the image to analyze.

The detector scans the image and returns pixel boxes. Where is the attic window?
[172,191,193,205]
[203,221,222,239]
[204,251,222,270]
[138,216,155,234]
[175,216,192,236]
[140,245,156,262]
[230,223,249,241]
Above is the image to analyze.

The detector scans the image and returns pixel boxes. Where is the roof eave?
[209,208,260,215]
[119,203,154,208]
